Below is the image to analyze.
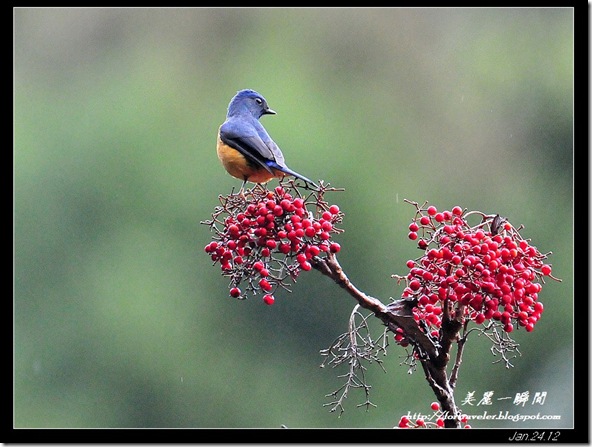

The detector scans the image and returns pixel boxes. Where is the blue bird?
[217,89,318,189]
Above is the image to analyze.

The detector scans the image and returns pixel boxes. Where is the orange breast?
[216,137,281,183]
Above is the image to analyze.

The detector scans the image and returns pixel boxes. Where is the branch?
[311,253,385,314]
[311,253,439,359]
[449,324,468,390]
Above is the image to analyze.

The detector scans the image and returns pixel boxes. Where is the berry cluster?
[203,181,343,304]
[395,202,557,337]
[397,402,471,429]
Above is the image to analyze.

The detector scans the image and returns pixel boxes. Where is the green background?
[14,8,573,429]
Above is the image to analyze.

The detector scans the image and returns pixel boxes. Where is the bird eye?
[255,98,263,105]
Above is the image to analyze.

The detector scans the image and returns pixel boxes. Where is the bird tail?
[267,161,319,189]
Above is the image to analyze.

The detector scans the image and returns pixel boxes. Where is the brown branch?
[449,331,467,391]
[419,359,461,428]
[311,253,386,315]
[311,253,439,359]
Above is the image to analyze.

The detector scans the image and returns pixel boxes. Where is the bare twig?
[320,305,389,416]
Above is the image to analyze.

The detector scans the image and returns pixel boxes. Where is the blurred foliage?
[14,7,573,429]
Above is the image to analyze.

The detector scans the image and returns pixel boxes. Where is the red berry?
[427,206,437,216]
[431,402,440,411]
[259,278,272,291]
[409,279,421,291]
[329,242,341,253]
[422,270,433,281]
[228,223,240,234]
[304,226,316,237]
[263,294,275,305]
[229,287,241,298]
[541,264,552,276]
[293,198,304,209]
[329,205,340,215]
[253,261,264,271]
[308,245,321,256]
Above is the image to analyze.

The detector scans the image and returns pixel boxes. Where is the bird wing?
[220,116,317,187]
[219,118,286,174]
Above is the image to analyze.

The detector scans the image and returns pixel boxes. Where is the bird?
[216,89,318,190]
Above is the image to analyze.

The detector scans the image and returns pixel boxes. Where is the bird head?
[227,89,276,118]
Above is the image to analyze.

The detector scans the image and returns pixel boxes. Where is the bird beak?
[264,107,276,115]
